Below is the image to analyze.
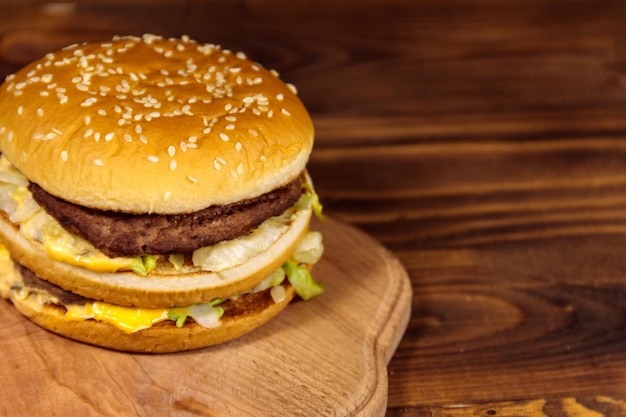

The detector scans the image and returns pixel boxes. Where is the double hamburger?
[0,34,324,353]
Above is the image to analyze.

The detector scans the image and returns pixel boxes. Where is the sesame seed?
[81,97,97,107]
[85,116,91,125]
[276,93,284,101]
[281,108,291,116]
[52,128,63,135]
[180,142,188,152]
[219,133,230,141]
[135,125,142,133]
[94,159,104,166]
[225,124,235,130]
[202,127,211,134]
[39,91,50,96]
[84,128,93,137]
[163,191,171,201]
[287,83,298,94]
[187,176,198,183]
[237,163,243,175]
[7,131,13,142]
[235,142,242,152]
[248,129,259,136]
[188,135,197,143]
[224,103,233,111]
[61,151,68,162]
[124,133,132,142]
[97,109,107,116]
[213,160,221,171]
[94,132,101,141]
[225,115,236,121]
[37,108,44,116]
[17,106,23,116]
[59,95,68,104]
[105,132,115,141]
[139,135,148,144]
[169,160,177,171]
[168,145,176,157]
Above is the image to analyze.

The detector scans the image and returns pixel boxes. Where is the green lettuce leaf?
[283,260,324,300]
[132,255,158,276]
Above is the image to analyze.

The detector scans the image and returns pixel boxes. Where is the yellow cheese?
[65,302,169,333]
[41,221,136,273]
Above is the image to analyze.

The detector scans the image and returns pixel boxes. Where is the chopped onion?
[270,285,286,303]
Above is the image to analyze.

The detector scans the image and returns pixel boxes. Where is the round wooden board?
[0,217,412,417]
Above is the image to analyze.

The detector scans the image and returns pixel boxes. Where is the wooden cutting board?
[0,217,411,417]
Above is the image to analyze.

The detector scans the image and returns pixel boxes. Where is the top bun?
[0,34,313,214]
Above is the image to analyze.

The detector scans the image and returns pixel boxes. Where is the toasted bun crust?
[8,270,296,353]
[0,207,311,308]
[0,34,313,213]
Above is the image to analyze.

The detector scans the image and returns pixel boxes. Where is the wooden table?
[3,0,626,415]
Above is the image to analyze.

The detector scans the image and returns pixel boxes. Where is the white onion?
[270,285,286,303]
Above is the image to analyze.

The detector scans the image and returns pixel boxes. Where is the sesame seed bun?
[0,34,313,213]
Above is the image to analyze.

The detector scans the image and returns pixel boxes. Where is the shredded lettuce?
[168,253,185,271]
[251,267,286,293]
[283,260,324,301]
[292,231,324,265]
[297,182,326,221]
[132,255,158,276]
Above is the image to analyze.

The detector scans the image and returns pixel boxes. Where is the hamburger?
[0,34,325,353]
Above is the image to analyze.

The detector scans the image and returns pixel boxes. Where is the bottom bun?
[2,258,296,353]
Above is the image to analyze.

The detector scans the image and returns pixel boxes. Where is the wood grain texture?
[0,218,411,417]
[3,0,626,415]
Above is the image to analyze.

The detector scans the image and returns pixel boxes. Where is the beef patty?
[29,177,302,258]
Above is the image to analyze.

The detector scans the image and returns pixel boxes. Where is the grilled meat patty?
[29,177,302,258]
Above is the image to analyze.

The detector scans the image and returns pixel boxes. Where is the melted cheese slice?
[65,303,170,333]
[41,221,137,273]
